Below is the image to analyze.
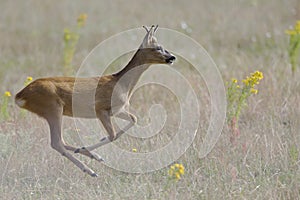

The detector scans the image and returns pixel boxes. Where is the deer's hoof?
[91,153,104,162]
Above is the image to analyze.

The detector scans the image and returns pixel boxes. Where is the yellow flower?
[242,78,249,86]
[254,71,263,80]
[178,164,185,175]
[64,34,71,41]
[250,88,258,94]
[179,168,184,175]
[77,13,88,27]
[27,76,33,81]
[24,76,33,86]
[4,91,11,97]
[132,148,137,152]
[285,30,297,35]
[64,28,72,41]
[175,173,181,180]
[168,163,185,180]
[286,21,300,35]
[231,78,237,83]
[240,71,263,87]
[78,13,88,21]
[179,164,184,170]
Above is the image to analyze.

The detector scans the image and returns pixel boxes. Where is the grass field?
[1,0,300,199]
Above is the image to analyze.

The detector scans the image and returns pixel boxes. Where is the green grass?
[1,0,300,199]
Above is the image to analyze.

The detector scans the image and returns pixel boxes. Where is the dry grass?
[1,0,300,199]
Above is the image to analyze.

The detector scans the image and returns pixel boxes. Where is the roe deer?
[15,25,176,177]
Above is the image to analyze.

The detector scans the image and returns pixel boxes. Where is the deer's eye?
[155,46,163,51]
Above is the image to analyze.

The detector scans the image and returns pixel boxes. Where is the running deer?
[15,25,176,177]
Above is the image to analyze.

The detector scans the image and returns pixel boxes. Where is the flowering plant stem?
[63,14,87,76]
[1,92,11,121]
[226,71,263,132]
[286,21,300,73]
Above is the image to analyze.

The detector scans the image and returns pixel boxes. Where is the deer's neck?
[113,50,151,95]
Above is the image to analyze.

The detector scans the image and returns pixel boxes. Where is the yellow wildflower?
[24,76,33,86]
[242,78,249,86]
[286,21,300,35]
[77,13,88,27]
[4,91,11,97]
[254,71,263,80]
[179,168,184,175]
[285,30,297,35]
[63,28,71,41]
[250,88,258,94]
[241,71,263,87]
[231,78,237,83]
[178,164,185,175]
[27,76,33,82]
[78,14,87,22]
[178,164,184,169]
[132,148,137,152]
[168,163,185,181]
[286,21,300,72]
[175,173,181,180]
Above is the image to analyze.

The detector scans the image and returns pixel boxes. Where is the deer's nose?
[166,55,176,64]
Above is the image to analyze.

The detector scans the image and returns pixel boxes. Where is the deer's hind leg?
[45,104,98,177]
[64,144,104,162]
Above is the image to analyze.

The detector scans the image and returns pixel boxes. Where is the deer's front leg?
[114,110,137,139]
[75,110,115,153]
[75,110,136,153]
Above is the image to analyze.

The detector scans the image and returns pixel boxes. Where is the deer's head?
[139,25,176,64]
